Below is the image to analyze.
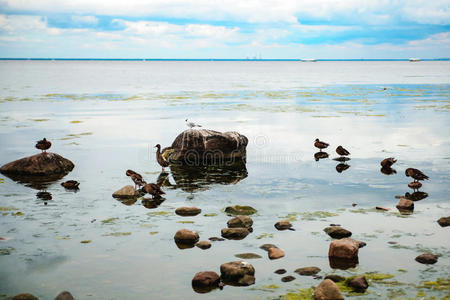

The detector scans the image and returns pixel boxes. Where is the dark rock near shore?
[314,279,344,300]
[54,291,74,300]
[295,266,321,276]
[192,271,220,293]
[174,229,199,247]
[112,185,139,199]
[175,206,202,216]
[227,215,253,228]
[274,269,287,274]
[167,129,248,164]
[221,228,250,240]
[281,275,296,282]
[324,274,345,282]
[415,253,438,264]
[1,152,74,176]
[196,240,211,250]
[220,261,255,286]
[274,220,295,231]
[224,205,257,216]
[324,226,352,239]
[11,294,39,300]
[437,217,450,227]
[348,276,369,291]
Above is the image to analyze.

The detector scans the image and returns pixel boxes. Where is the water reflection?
[404,191,428,201]
[142,197,165,209]
[329,256,358,270]
[314,151,329,161]
[335,163,350,173]
[380,167,396,175]
[115,197,138,206]
[1,172,69,190]
[36,191,52,205]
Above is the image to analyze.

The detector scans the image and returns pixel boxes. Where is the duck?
[142,183,165,198]
[35,138,51,153]
[336,145,350,157]
[126,169,146,189]
[185,119,202,128]
[381,157,397,168]
[314,138,329,152]
[405,168,429,182]
[61,180,80,190]
[155,144,174,172]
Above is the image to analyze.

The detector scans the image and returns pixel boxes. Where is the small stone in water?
[295,267,321,276]
[281,275,296,282]
[274,269,287,274]
[348,276,369,291]
[209,237,225,242]
[437,217,450,227]
[324,274,345,282]
[196,241,211,250]
[260,244,278,251]
[415,253,438,264]
[268,247,285,259]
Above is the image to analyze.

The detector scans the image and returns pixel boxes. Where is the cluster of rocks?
[11,291,74,300]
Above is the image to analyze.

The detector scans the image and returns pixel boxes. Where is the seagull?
[35,138,51,153]
[185,119,202,129]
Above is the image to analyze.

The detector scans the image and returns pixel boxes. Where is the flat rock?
[175,206,202,216]
[224,205,257,216]
[324,226,352,239]
[196,240,211,250]
[324,274,345,282]
[295,266,321,276]
[268,247,285,259]
[437,217,450,227]
[234,253,262,259]
[274,220,294,231]
[112,185,139,199]
[348,276,368,291]
[55,291,75,300]
[174,229,199,245]
[192,271,220,293]
[274,269,287,274]
[314,279,344,300]
[1,152,74,176]
[415,253,438,264]
[221,228,250,240]
[11,294,39,300]
[281,275,296,282]
[328,238,360,260]
[209,237,225,242]
[260,244,278,251]
[220,261,255,286]
[227,215,253,228]
[396,198,414,210]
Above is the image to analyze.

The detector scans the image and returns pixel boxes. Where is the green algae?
[149,231,158,235]
[56,235,70,240]
[70,120,83,123]
[12,212,24,216]
[300,211,339,221]
[256,233,274,239]
[31,118,49,122]
[420,278,450,291]
[147,211,173,216]
[0,206,18,211]
[80,240,92,244]
[103,232,131,237]
[224,205,257,216]
[0,247,15,255]
[281,287,315,300]
[140,223,156,228]
[0,178,4,184]
[177,220,194,224]
[203,213,218,217]
[101,217,118,225]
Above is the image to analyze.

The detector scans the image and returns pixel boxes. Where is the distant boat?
[301,58,317,62]
[409,58,420,62]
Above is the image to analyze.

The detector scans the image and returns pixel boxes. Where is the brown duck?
[126,169,146,189]
[405,168,429,182]
[314,138,329,152]
[155,144,173,171]
[142,183,165,198]
[35,138,51,152]
[336,145,350,156]
[381,157,397,168]
[61,180,80,190]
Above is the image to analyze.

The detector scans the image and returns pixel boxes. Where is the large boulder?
[220,261,255,286]
[192,271,220,293]
[167,129,248,165]
[1,152,74,176]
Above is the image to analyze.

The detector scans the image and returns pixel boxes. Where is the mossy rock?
[224,205,257,216]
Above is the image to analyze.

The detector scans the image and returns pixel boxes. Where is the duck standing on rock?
[405,168,429,182]
[61,180,80,190]
[142,183,165,198]
[314,138,329,152]
[126,169,146,190]
[155,144,174,172]
[35,138,51,153]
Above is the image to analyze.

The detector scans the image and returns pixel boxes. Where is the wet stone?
[221,228,250,240]
[348,275,369,292]
[324,275,346,282]
[175,206,202,216]
[11,294,39,300]
[415,253,438,264]
[196,240,211,250]
[274,220,295,231]
[260,244,278,251]
[227,215,253,228]
[112,185,138,199]
[324,226,352,239]
[396,198,414,210]
[328,238,360,260]
[314,279,344,300]
[437,217,450,227]
[281,275,296,282]
[224,205,257,216]
[0,152,74,176]
[220,261,255,286]
[209,237,225,242]
[274,269,287,274]
[192,271,220,293]
[174,229,199,245]
[268,247,285,260]
[295,266,321,276]
[234,253,262,259]
[55,291,75,300]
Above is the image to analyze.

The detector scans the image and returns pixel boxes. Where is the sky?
[0,0,449,59]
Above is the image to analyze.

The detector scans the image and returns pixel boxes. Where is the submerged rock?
[274,220,295,231]
[415,253,438,264]
[268,247,285,260]
[224,205,257,216]
[209,237,225,242]
[175,206,202,216]
[437,217,450,227]
[221,228,250,240]
[167,129,248,164]
[281,275,296,282]
[260,244,278,251]
[348,276,369,291]
[196,240,211,250]
[324,226,352,239]
[220,261,255,286]
[274,269,287,274]
[235,253,262,259]
[324,274,345,282]
[227,215,253,228]
[295,266,321,276]
[55,291,75,300]
[192,271,220,293]
[314,279,344,300]
[11,294,39,300]
[1,152,74,176]
[112,185,139,199]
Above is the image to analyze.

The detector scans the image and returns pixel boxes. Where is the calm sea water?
[0,61,449,299]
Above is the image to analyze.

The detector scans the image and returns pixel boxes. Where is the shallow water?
[0,61,449,299]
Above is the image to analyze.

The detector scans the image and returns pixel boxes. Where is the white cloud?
[71,15,98,25]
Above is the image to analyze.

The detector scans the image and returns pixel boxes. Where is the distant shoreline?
[1,58,449,61]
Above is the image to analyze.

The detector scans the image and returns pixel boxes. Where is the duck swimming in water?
[126,169,146,189]
[35,138,51,153]
[405,168,429,182]
[314,138,329,152]
[381,157,397,168]
[155,144,174,172]
[142,183,165,198]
